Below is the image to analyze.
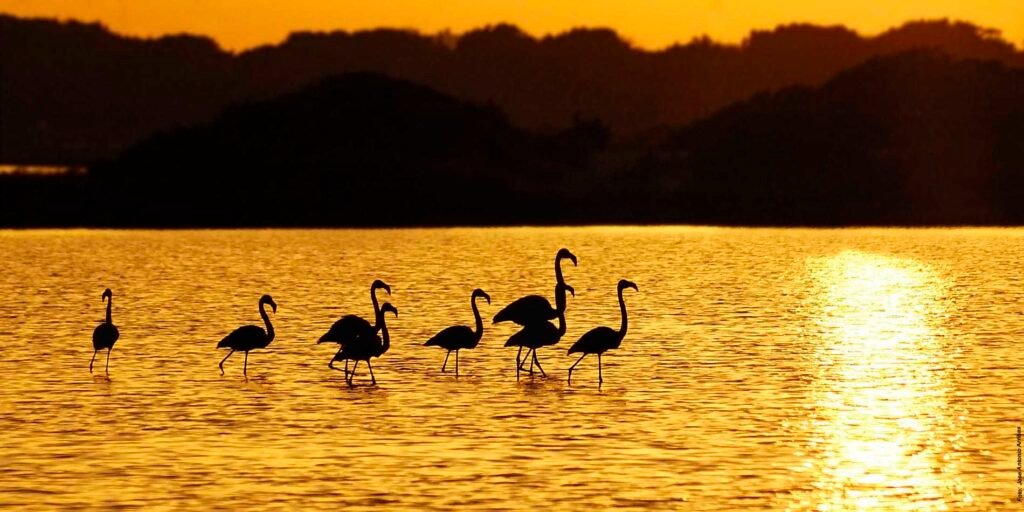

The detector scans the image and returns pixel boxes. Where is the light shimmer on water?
[0,227,1019,510]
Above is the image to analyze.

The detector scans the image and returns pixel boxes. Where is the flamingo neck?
[260,302,275,342]
[371,286,381,319]
[378,316,390,355]
[554,254,565,284]
[555,284,569,313]
[617,287,628,341]
[105,297,112,324]
[471,296,484,342]
[556,310,567,337]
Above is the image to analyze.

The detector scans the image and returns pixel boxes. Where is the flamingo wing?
[568,326,617,354]
[425,325,473,349]
[319,314,374,344]
[493,295,555,325]
[504,321,556,348]
[336,332,381,361]
[218,325,266,350]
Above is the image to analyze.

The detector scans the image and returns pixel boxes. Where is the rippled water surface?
[0,227,1020,510]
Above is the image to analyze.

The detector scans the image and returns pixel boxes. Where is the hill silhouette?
[628,50,1024,225]
[2,14,1022,164]
[3,73,605,226]
[4,51,1024,227]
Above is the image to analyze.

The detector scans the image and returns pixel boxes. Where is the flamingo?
[218,294,277,376]
[424,289,490,376]
[90,288,120,373]
[493,248,576,325]
[333,302,397,386]
[567,280,638,385]
[318,279,390,374]
[504,284,571,379]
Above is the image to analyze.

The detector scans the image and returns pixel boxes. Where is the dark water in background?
[0,227,1019,510]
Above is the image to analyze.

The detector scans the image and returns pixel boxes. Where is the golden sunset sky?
[1,0,1021,50]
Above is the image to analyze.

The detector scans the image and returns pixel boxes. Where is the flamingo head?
[381,302,399,318]
[260,294,278,313]
[372,279,391,296]
[101,288,113,301]
[472,288,491,305]
[619,280,638,293]
[558,283,575,298]
[556,248,577,267]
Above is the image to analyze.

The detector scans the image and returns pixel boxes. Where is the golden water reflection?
[797,251,970,510]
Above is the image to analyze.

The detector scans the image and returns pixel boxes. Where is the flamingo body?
[92,323,119,352]
[567,326,619,355]
[218,324,272,351]
[493,295,556,325]
[504,321,559,350]
[425,325,476,350]
[318,315,374,344]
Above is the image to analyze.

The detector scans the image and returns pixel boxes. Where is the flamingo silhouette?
[424,289,490,376]
[318,279,390,375]
[218,294,277,376]
[567,280,638,385]
[504,283,571,379]
[493,248,576,325]
[90,288,120,373]
[333,302,397,386]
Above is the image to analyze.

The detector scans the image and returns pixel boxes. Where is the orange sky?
[1,0,1021,51]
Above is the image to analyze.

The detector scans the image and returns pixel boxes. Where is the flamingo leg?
[532,350,546,377]
[515,347,522,380]
[219,350,235,375]
[567,353,586,384]
[598,354,603,385]
[367,361,376,385]
[89,350,98,373]
[525,349,536,374]
[345,361,360,386]
[105,349,111,373]
[243,351,249,376]
[518,348,533,371]
[441,350,451,372]
[455,350,459,377]
[328,346,342,369]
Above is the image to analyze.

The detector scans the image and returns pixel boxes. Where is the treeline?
[2,14,1022,163]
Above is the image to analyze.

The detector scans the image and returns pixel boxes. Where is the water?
[0,227,1019,510]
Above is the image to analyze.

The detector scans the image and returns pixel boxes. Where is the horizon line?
[3,12,1019,54]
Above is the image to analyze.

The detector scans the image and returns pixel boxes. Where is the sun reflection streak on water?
[795,251,970,511]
